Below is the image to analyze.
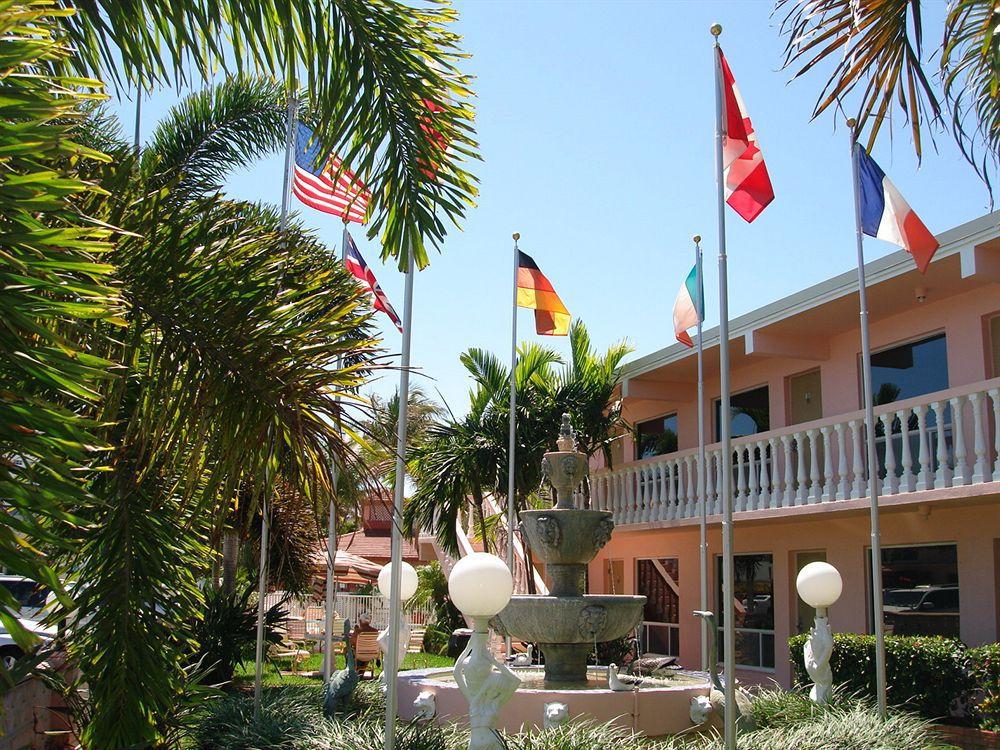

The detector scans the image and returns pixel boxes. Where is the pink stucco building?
[586,210,1000,688]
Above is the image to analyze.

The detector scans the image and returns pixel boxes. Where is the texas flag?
[718,48,774,223]
[673,263,704,348]
[855,144,939,272]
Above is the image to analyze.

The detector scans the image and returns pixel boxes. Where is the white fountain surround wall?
[396,666,710,736]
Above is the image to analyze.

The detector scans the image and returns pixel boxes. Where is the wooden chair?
[406,627,426,654]
[354,631,381,679]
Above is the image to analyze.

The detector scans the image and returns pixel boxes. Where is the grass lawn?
[233,651,455,689]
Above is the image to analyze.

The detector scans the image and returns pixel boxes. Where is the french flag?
[855,144,939,272]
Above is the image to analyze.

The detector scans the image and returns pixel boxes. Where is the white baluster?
[666,460,677,520]
[914,405,932,491]
[716,449,725,515]
[734,446,746,512]
[880,413,898,495]
[807,429,821,503]
[819,426,834,501]
[897,409,914,494]
[759,440,772,508]
[990,388,1000,481]
[646,464,657,520]
[969,392,988,483]
[850,419,865,500]
[834,422,848,501]
[685,455,696,518]
[933,400,951,489]
[781,435,794,508]
[706,452,717,515]
[949,396,969,486]
[747,444,760,510]
[795,433,808,505]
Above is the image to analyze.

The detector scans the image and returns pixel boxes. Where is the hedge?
[968,643,1000,731]
[788,633,974,720]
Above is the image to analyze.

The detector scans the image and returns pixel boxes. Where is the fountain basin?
[495,595,645,644]
[396,666,711,736]
[519,509,615,565]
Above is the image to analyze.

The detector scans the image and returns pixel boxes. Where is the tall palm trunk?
[221,531,239,596]
[471,483,490,555]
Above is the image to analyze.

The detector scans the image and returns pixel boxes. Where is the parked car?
[882,585,960,637]
[0,576,55,669]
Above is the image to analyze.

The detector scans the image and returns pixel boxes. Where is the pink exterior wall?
[620,282,1000,457]
[589,494,1000,688]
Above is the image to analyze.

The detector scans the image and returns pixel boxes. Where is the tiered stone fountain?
[396,415,710,736]
[491,414,644,682]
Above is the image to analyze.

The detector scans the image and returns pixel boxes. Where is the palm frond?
[942,0,1000,198]
[56,0,481,269]
[777,0,941,159]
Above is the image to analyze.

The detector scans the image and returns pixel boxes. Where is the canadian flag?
[718,48,774,223]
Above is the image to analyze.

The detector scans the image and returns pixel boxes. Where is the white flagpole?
[506,232,520,652]
[848,119,888,717]
[254,93,298,719]
[711,24,736,750]
[323,226,350,679]
[694,235,708,672]
[384,252,416,750]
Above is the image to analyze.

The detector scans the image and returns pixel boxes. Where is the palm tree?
[59,83,383,746]
[540,320,632,503]
[777,0,999,193]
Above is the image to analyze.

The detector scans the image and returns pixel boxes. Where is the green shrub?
[789,633,973,720]
[968,643,1000,731]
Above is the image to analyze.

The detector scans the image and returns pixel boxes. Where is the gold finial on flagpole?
[693,235,702,244]
[710,23,722,37]
[846,118,857,129]
[512,232,520,241]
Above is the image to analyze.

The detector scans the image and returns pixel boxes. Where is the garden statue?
[413,690,436,721]
[323,619,358,717]
[795,561,842,705]
[804,614,834,703]
[453,625,520,750]
[689,611,754,733]
[542,701,569,729]
[378,610,411,693]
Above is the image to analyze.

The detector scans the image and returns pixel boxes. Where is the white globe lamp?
[796,561,842,704]
[448,553,519,750]
[378,560,419,602]
[448,552,514,617]
[796,561,843,611]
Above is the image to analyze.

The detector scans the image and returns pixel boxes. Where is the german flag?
[517,251,570,336]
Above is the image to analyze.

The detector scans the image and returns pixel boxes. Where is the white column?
[759,440,772,509]
[796,433,809,505]
[834,422,848,501]
[990,388,1000,481]
[807,429,821,503]
[949,396,969,486]
[735,446,748,512]
[933,400,951,489]
[748,444,760,510]
[914,405,932,491]
[781,435,794,508]
[850,419,865,500]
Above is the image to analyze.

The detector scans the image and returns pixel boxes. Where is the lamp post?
[449,553,520,750]
[377,561,419,692]
[796,561,843,704]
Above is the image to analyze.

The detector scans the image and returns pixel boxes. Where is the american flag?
[292,123,369,224]
[343,229,402,333]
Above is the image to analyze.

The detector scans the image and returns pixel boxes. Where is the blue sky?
[113,1,991,415]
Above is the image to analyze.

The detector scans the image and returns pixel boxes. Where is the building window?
[715,385,770,442]
[637,558,680,656]
[635,413,678,460]
[717,553,774,669]
[868,333,949,407]
[870,543,960,638]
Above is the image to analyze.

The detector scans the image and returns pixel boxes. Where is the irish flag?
[673,263,704,348]
[855,144,939,272]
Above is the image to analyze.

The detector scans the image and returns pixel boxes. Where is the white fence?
[264,592,436,635]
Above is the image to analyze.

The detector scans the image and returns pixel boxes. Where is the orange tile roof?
[335,527,420,563]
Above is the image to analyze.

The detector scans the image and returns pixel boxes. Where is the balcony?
[591,378,1000,527]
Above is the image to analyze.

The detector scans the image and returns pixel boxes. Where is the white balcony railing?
[591,378,1000,526]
